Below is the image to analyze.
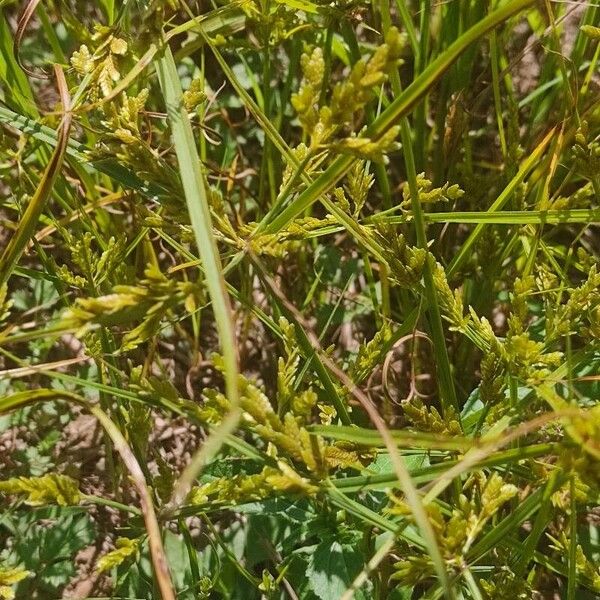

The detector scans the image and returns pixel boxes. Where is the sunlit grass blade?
[325,484,404,536]
[380,0,458,418]
[422,208,600,225]
[421,410,577,505]
[0,66,71,289]
[311,424,474,450]
[155,42,240,509]
[447,127,555,277]
[512,469,561,576]
[331,444,556,492]
[166,0,246,40]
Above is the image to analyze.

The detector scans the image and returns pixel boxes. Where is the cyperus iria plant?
[0,0,598,599]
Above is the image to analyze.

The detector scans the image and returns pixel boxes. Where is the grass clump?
[0,1,599,598]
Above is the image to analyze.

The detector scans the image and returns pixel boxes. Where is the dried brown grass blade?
[13,0,47,79]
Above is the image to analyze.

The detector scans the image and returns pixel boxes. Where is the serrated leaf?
[306,539,367,600]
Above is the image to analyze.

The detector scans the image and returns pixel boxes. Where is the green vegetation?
[0,0,599,598]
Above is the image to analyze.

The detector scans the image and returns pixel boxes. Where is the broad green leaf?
[306,538,368,600]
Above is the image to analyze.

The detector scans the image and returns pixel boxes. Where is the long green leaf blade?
[155,43,240,508]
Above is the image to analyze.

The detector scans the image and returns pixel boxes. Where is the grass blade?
[311,424,474,450]
[155,43,240,509]
[447,127,555,277]
[423,208,600,225]
[0,66,71,289]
